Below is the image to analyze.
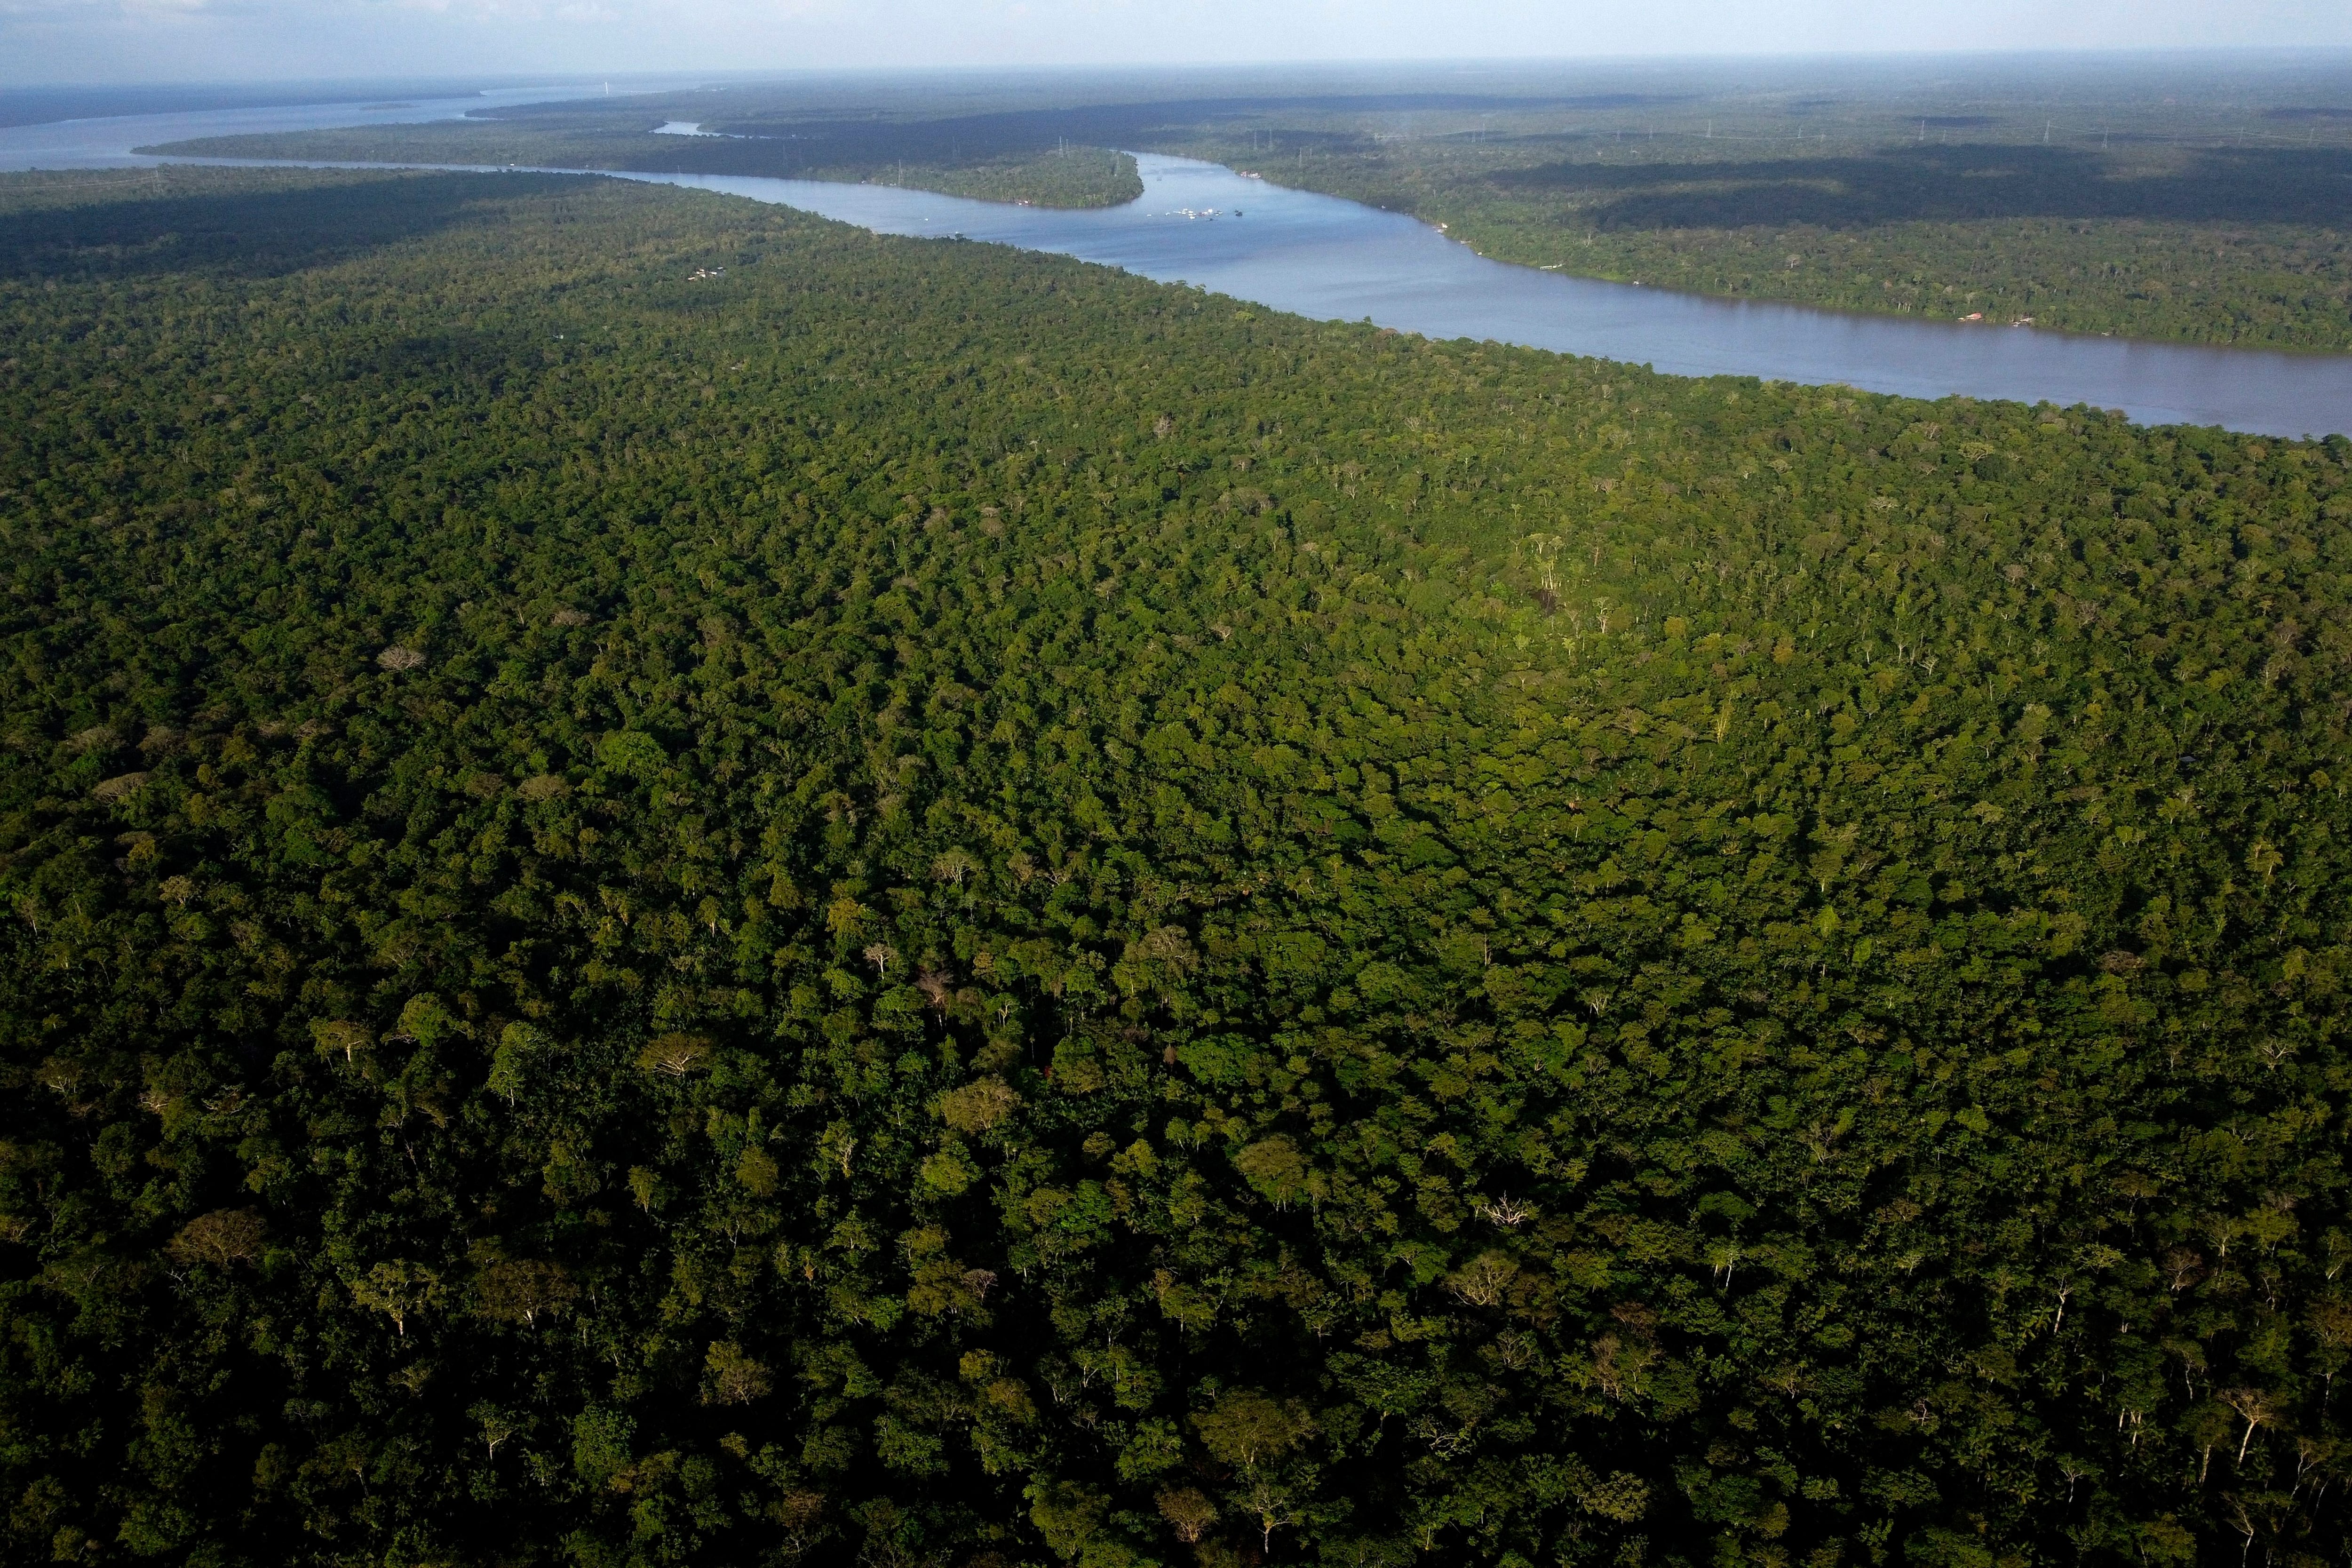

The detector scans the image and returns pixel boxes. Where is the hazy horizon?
[6,0,2352,90]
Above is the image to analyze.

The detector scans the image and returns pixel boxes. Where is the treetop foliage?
[4,164,2352,1568]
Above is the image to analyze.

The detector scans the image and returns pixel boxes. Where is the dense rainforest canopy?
[4,164,2352,1568]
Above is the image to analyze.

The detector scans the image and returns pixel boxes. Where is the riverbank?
[1151,124,2352,353]
[229,150,2347,438]
[7,88,2350,435]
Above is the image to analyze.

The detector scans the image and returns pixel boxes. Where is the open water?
[0,86,628,169]
[6,96,2352,438]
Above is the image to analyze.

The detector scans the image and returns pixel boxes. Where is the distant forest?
[6,161,2352,1568]
[147,58,2352,347]
[1169,130,2352,351]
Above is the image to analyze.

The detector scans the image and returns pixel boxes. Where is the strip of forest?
[145,112,1145,211]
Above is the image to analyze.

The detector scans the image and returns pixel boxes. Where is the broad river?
[7,93,2352,438]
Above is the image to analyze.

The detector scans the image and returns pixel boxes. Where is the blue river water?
[6,95,2351,438]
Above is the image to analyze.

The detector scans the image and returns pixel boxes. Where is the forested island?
[146,109,1146,211]
[4,159,2352,1568]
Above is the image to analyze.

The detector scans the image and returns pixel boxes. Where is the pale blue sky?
[5,0,2351,87]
